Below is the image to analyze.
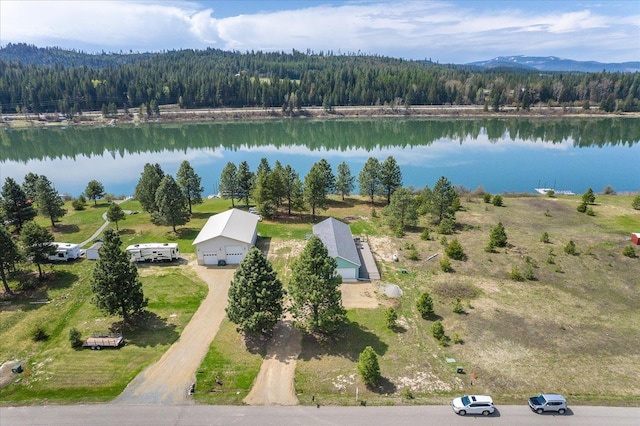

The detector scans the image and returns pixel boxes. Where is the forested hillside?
[1,43,638,117]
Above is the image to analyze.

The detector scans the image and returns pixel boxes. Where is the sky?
[1,0,639,64]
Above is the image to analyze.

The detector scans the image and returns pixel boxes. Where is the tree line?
[1,44,638,117]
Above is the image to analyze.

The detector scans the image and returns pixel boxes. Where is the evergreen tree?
[380,156,403,204]
[383,187,418,234]
[177,160,203,214]
[153,175,190,232]
[22,172,40,200]
[335,161,355,200]
[304,162,329,220]
[317,158,336,195]
[489,222,508,248]
[106,202,126,231]
[1,177,36,232]
[91,229,147,323]
[226,247,284,335]
[358,157,381,204]
[84,179,105,206]
[416,291,434,319]
[423,176,457,224]
[135,163,164,213]
[35,175,66,227]
[582,187,596,205]
[283,165,301,215]
[253,158,274,217]
[0,224,20,295]
[269,161,287,211]
[237,161,255,208]
[20,221,56,279]
[219,162,239,207]
[357,346,381,387]
[289,236,345,334]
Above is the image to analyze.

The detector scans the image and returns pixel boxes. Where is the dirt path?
[113,260,233,405]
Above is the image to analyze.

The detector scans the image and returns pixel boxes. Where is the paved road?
[2,404,639,425]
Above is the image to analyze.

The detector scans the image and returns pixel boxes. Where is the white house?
[312,217,361,281]
[192,208,259,265]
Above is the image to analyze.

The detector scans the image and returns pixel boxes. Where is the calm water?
[1,117,638,197]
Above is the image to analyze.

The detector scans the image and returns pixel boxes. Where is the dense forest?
[0,43,638,117]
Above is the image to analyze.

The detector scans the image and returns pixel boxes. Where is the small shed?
[313,217,361,281]
[192,208,259,265]
[632,233,640,245]
[86,242,102,260]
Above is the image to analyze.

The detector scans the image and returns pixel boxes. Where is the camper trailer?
[48,242,82,261]
[125,243,180,262]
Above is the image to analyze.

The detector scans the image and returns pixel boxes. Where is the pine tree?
[226,247,284,335]
[84,179,105,206]
[582,187,596,205]
[416,291,434,319]
[489,222,508,248]
[357,346,381,387]
[1,177,36,232]
[22,172,40,200]
[91,229,147,323]
[358,157,381,204]
[335,161,355,200]
[317,158,336,195]
[383,187,418,234]
[106,203,126,231]
[380,156,402,204]
[0,224,20,295]
[35,175,66,227]
[219,162,239,207]
[153,175,190,232]
[289,236,345,333]
[237,161,255,208]
[177,160,203,214]
[423,176,457,224]
[304,162,328,220]
[20,221,56,279]
[135,163,164,213]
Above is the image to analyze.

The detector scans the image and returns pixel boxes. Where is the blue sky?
[1,0,638,63]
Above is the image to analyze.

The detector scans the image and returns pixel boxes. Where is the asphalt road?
[2,405,639,426]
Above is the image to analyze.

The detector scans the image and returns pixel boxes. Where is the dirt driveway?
[113,260,233,405]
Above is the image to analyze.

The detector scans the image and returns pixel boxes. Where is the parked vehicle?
[48,242,82,261]
[452,395,495,416]
[125,243,180,262]
[83,333,124,350]
[528,393,567,414]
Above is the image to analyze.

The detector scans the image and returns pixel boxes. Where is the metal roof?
[312,217,361,267]
[192,208,259,245]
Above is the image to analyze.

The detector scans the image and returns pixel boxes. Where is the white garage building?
[192,208,259,265]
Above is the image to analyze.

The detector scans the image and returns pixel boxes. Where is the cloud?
[1,0,638,62]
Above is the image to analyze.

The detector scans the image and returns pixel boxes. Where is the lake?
[0,117,638,197]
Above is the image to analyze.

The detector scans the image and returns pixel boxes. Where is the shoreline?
[3,105,639,128]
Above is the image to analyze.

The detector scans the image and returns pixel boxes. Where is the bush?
[523,264,535,280]
[402,387,414,400]
[357,346,381,387]
[602,185,616,195]
[577,202,587,213]
[483,193,492,203]
[452,297,465,314]
[31,324,49,342]
[438,217,455,235]
[445,238,465,260]
[452,332,464,344]
[586,207,595,216]
[546,189,555,197]
[416,292,434,319]
[72,197,86,211]
[406,248,419,261]
[489,222,508,248]
[510,266,524,281]
[564,240,577,255]
[623,245,636,258]
[440,256,453,272]
[384,307,398,329]
[431,320,445,342]
[484,240,495,253]
[69,327,83,348]
[540,232,550,243]
[492,194,503,206]
[632,195,640,210]
[440,236,448,246]
[420,228,431,241]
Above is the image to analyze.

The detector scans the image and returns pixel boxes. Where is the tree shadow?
[191,212,212,220]
[117,228,135,235]
[370,376,397,394]
[242,332,270,357]
[299,319,388,362]
[176,227,199,240]
[54,224,80,235]
[256,236,272,256]
[111,310,179,348]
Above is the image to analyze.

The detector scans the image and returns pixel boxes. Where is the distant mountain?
[467,55,640,73]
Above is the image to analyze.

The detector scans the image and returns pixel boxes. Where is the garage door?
[203,252,218,265]
[338,267,357,281]
[225,245,245,264]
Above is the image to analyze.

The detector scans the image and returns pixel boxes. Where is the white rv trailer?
[48,242,82,261]
[125,243,180,262]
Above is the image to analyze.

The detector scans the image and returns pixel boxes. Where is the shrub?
[72,196,86,211]
[564,240,577,255]
[483,193,492,203]
[484,240,495,253]
[452,332,464,344]
[384,307,398,329]
[16,276,39,291]
[623,245,636,258]
[452,297,465,314]
[406,247,419,261]
[431,320,445,342]
[402,387,414,400]
[602,185,616,195]
[576,202,587,213]
[438,217,455,235]
[440,236,448,246]
[416,292,434,319]
[489,222,508,248]
[371,208,378,218]
[523,264,535,280]
[540,232,550,243]
[440,256,452,272]
[632,195,640,210]
[586,207,595,216]
[492,194,503,206]
[510,266,524,281]
[420,228,431,241]
[582,187,596,204]
[357,346,381,387]
[31,324,49,342]
[546,189,555,197]
[69,327,83,348]
[445,239,465,261]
